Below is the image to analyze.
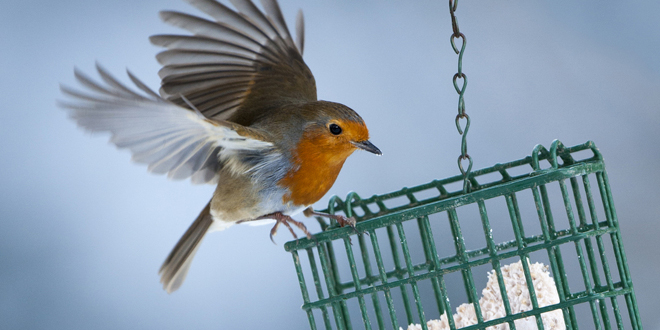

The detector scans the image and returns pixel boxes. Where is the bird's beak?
[352,140,382,156]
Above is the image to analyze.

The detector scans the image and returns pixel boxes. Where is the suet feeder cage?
[284,141,642,330]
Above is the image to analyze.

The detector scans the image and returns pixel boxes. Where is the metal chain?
[449,0,472,193]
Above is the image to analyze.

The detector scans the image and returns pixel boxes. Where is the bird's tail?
[159,201,213,293]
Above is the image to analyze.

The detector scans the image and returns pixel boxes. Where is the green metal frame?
[285,140,642,330]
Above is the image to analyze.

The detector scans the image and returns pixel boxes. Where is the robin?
[60,0,381,293]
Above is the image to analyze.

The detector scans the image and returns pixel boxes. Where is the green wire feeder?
[284,140,642,330]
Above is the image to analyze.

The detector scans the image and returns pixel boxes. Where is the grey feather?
[202,100,242,119]
[161,76,251,95]
[157,63,254,79]
[185,0,271,41]
[150,34,269,62]
[295,9,304,55]
[95,63,144,99]
[60,66,275,184]
[73,68,118,97]
[229,0,280,39]
[259,0,296,51]
[162,72,253,85]
[156,49,255,67]
[159,11,265,51]
[127,70,162,99]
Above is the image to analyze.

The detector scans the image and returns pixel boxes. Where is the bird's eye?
[329,123,342,135]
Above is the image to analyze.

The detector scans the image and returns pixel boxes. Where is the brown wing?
[150,0,316,124]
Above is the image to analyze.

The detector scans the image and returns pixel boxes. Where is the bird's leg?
[304,207,358,233]
[277,219,298,241]
[253,212,314,244]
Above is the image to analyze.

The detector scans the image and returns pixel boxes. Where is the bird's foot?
[304,207,359,234]
[254,212,314,244]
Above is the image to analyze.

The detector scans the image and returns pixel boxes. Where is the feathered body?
[209,101,368,225]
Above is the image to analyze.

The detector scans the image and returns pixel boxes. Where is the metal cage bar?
[356,233,385,329]
[532,184,573,330]
[306,248,333,329]
[582,174,623,330]
[505,193,546,330]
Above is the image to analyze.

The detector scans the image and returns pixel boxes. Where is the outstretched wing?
[59,64,276,184]
[151,0,316,123]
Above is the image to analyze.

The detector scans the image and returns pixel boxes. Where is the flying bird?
[60,0,381,293]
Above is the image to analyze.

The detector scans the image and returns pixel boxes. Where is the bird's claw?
[263,212,314,245]
[335,215,356,227]
[304,207,359,233]
[335,215,360,235]
[269,224,285,245]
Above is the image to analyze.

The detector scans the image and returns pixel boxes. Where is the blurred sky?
[1,0,659,329]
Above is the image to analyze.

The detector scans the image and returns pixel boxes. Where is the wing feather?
[150,35,268,61]
[229,0,283,41]
[187,0,272,41]
[295,9,304,55]
[154,0,316,122]
[95,63,145,99]
[60,66,276,184]
[156,50,255,67]
[159,11,265,52]
[259,0,294,48]
[127,70,162,98]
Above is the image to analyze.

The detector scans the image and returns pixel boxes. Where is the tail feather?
[159,201,213,293]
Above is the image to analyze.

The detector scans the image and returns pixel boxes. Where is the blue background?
[1,1,659,329]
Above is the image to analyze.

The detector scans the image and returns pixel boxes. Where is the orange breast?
[279,133,355,207]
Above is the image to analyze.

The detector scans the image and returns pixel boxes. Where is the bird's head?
[297,101,381,165]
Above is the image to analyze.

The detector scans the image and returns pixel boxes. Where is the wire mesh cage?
[284,140,642,330]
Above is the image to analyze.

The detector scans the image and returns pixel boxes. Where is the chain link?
[449,0,472,193]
